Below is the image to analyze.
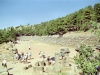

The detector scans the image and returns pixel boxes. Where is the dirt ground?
[0,40,77,75]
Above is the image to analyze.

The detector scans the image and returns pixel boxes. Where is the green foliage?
[0,30,5,43]
[94,3,100,22]
[91,22,100,42]
[0,3,100,44]
[74,44,100,75]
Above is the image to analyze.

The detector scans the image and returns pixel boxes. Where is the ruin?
[33,48,71,74]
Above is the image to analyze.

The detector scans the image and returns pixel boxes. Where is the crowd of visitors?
[1,41,56,69]
[14,49,32,64]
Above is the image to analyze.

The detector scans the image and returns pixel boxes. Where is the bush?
[74,44,100,75]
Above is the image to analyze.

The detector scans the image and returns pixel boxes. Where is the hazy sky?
[0,0,100,29]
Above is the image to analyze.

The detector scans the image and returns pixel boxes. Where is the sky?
[0,0,100,29]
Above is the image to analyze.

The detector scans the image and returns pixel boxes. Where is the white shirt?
[26,54,28,58]
[28,52,32,56]
[29,46,30,48]
[24,56,26,59]
[42,51,44,55]
[3,59,6,64]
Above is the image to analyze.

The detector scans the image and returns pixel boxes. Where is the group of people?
[2,48,32,69]
[38,51,55,66]
[2,44,55,69]
[39,51,45,59]
[14,49,32,64]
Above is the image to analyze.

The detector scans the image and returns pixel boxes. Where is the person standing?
[2,58,7,68]
[42,51,45,58]
[96,66,100,75]
[28,52,32,59]
[25,53,28,63]
[21,52,24,60]
[15,53,18,60]
[29,44,31,50]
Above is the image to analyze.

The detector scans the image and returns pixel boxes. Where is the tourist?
[24,55,26,63]
[15,53,18,60]
[51,57,55,65]
[51,60,55,65]
[96,66,100,75]
[47,56,51,65]
[29,45,31,50]
[18,53,21,60]
[28,52,32,59]
[25,53,28,63]
[21,55,24,63]
[2,58,7,68]
[42,51,45,58]
[15,53,18,59]
[47,56,51,62]
[21,52,24,60]
[15,49,18,54]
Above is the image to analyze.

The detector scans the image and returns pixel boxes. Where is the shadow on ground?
[8,67,14,71]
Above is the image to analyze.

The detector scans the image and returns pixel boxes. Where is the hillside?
[0,3,100,44]
[18,31,98,47]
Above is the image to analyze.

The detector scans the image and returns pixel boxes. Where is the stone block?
[33,66,43,73]
[23,66,28,70]
[53,65,61,73]
[28,64,32,68]
[96,45,100,50]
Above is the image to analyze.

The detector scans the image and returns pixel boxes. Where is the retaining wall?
[18,32,98,46]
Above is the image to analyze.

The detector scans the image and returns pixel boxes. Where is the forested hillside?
[0,3,100,44]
